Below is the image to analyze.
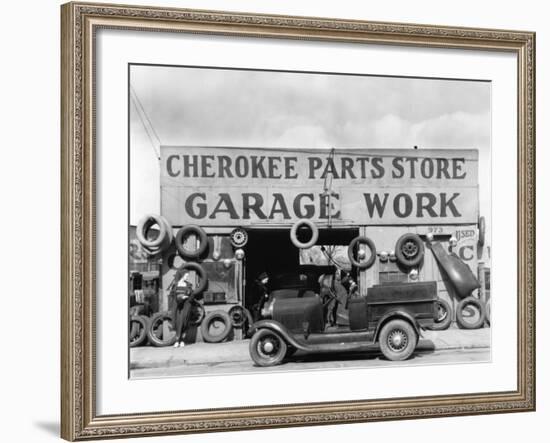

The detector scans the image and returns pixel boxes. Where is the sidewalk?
[130,327,491,370]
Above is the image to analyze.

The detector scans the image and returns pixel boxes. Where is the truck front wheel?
[379,319,418,361]
[249,329,287,367]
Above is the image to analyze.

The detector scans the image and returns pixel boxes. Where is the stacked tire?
[136,214,173,256]
[172,225,237,345]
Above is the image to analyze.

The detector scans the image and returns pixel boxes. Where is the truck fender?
[248,320,307,351]
[374,311,421,342]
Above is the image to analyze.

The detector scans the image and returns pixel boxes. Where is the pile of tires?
[426,296,489,331]
[133,221,254,346]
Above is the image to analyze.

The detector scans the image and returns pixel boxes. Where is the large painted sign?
[160,147,479,226]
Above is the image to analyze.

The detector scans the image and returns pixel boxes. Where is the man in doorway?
[251,272,270,321]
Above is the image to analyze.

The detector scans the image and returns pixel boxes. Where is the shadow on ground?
[34,421,59,437]
[286,339,435,364]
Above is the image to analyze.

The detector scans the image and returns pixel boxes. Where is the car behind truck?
[248,280,437,366]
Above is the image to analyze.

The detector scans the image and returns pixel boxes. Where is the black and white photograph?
[128,64,492,379]
[52,2,539,440]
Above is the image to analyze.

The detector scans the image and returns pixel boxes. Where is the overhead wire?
[130,85,161,160]
[321,245,349,270]
[322,147,337,227]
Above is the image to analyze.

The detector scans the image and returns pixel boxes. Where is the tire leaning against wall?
[228,305,254,337]
[200,310,233,343]
[426,298,453,331]
[146,311,178,347]
[129,315,149,347]
[456,296,486,329]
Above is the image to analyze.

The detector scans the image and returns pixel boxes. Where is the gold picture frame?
[61,2,536,440]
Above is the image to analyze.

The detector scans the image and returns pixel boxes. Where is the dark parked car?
[249,281,438,365]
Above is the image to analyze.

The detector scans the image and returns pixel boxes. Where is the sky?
[129,64,491,241]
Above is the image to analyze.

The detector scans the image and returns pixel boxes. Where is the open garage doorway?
[244,229,298,313]
[243,227,360,316]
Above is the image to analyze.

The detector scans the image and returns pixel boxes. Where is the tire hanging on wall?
[426,298,453,331]
[229,228,248,248]
[175,225,208,259]
[347,236,376,269]
[136,214,173,256]
[394,233,425,267]
[172,262,208,297]
[290,219,319,249]
[200,310,233,343]
[456,296,486,329]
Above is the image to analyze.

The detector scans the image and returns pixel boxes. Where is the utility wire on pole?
[322,147,337,228]
[130,85,161,160]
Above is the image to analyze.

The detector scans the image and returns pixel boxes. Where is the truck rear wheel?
[379,319,417,361]
[249,329,287,367]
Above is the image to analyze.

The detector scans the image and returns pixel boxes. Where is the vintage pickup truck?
[248,279,438,366]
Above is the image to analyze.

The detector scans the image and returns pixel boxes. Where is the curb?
[131,328,491,369]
